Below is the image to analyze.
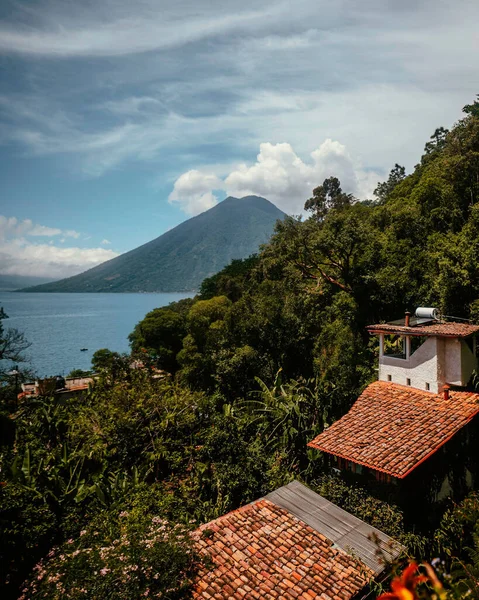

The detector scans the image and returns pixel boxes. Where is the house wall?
[65,376,95,389]
[379,336,440,392]
[328,419,479,528]
[378,335,477,393]
[441,338,462,385]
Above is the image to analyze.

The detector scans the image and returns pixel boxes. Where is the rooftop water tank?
[415,307,439,320]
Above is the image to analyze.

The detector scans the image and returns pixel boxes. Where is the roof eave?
[366,326,479,338]
[307,441,405,479]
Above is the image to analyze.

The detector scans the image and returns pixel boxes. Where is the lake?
[0,292,193,377]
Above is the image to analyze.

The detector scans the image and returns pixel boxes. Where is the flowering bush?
[20,505,199,600]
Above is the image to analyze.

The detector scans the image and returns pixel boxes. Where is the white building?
[367,309,479,394]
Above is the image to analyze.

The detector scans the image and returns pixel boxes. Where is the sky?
[1,0,478,278]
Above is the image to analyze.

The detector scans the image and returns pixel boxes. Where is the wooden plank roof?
[266,481,403,573]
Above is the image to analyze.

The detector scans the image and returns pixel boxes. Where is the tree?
[0,307,31,411]
[463,94,479,117]
[129,299,194,373]
[423,127,449,158]
[91,348,122,372]
[0,307,30,364]
[304,177,354,219]
[270,204,375,295]
[176,296,232,389]
[199,256,259,301]
[129,308,186,372]
[67,369,92,378]
[374,164,406,202]
[241,372,328,474]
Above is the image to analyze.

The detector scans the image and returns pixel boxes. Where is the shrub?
[0,483,57,597]
[20,497,199,600]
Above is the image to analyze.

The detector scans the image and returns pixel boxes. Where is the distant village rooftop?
[192,481,403,600]
[19,375,96,400]
[308,381,479,479]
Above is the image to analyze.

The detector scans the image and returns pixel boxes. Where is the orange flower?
[377,562,428,600]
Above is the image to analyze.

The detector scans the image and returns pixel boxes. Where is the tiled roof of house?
[308,381,479,478]
[192,481,403,600]
[367,321,479,338]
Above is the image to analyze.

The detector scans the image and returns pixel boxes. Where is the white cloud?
[0,242,118,278]
[170,140,379,215]
[64,229,81,239]
[0,215,116,278]
[168,170,223,216]
[28,224,62,236]
[0,215,80,241]
[101,239,111,245]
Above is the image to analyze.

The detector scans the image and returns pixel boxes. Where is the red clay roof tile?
[308,381,479,478]
[192,499,373,600]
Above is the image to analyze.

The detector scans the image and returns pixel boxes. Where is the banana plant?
[10,443,88,506]
[238,370,329,473]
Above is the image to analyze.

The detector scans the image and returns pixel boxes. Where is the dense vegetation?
[21,196,285,293]
[3,98,479,598]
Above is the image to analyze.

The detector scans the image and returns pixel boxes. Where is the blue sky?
[1,0,478,278]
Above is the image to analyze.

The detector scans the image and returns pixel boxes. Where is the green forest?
[3,98,479,599]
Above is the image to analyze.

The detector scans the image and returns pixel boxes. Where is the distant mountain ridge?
[0,274,58,291]
[21,196,285,293]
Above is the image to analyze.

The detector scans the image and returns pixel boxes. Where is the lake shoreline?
[0,292,193,377]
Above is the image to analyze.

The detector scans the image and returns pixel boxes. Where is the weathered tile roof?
[308,381,479,478]
[192,482,403,599]
[367,321,479,338]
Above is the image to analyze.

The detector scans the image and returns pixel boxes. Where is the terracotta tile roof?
[367,321,479,338]
[308,381,479,478]
[192,496,375,599]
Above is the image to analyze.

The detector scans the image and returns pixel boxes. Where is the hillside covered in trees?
[2,98,479,598]
[130,98,479,408]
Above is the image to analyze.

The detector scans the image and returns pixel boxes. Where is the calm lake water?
[0,292,193,377]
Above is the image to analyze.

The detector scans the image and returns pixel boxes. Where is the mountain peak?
[21,197,285,293]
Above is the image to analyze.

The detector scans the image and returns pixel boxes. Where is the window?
[387,374,392,382]
[383,335,406,359]
[425,382,430,391]
[406,378,411,386]
[410,336,427,355]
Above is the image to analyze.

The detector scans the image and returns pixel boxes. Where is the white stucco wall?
[442,338,462,386]
[379,336,440,392]
[378,335,477,393]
